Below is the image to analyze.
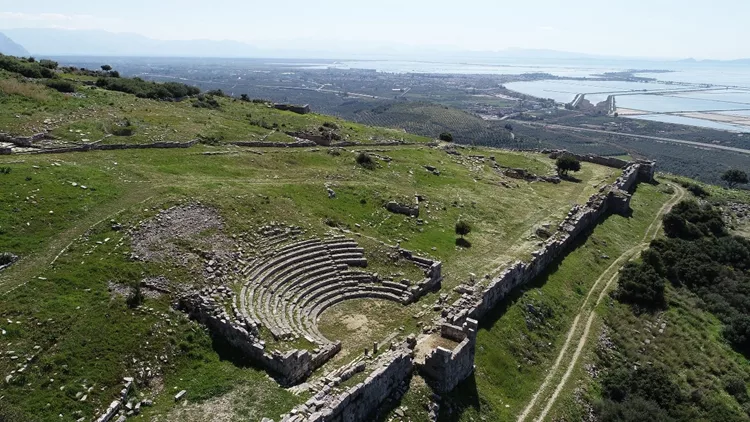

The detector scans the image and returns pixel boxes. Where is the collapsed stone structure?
[274,103,311,114]
[272,157,656,422]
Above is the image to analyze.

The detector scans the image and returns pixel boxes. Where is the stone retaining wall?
[177,292,340,385]
[19,140,198,155]
[230,140,317,148]
[546,149,629,169]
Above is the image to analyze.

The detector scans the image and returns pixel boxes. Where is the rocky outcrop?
[385,201,419,217]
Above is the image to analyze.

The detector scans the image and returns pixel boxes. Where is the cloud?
[0,12,96,21]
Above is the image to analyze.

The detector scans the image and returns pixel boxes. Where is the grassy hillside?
[0,55,427,148]
[332,100,522,147]
[0,55,628,421]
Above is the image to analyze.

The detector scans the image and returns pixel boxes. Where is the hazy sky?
[0,0,748,59]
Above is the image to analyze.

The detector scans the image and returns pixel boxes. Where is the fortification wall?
[444,163,642,326]
[419,319,478,393]
[279,341,416,422]
[547,150,630,169]
[19,139,198,155]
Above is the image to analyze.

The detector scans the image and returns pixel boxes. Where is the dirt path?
[0,187,155,296]
[517,184,686,422]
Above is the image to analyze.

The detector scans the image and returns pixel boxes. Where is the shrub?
[101,64,112,71]
[613,261,665,310]
[126,283,144,308]
[0,54,55,78]
[662,200,725,240]
[356,152,376,169]
[455,220,471,238]
[722,169,749,189]
[39,59,58,69]
[193,94,221,109]
[96,76,199,100]
[240,93,250,102]
[45,79,76,93]
[439,132,453,142]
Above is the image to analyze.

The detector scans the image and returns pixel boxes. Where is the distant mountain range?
[2,28,264,58]
[0,32,29,57]
[2,28,750,63]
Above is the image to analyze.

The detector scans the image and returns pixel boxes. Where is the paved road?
[516,121,750,155]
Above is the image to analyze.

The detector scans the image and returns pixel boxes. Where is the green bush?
[356,152,376,170]
[95,76,199,99]
[45,79,76,93]
[439,132,453,142]
[455,220,472,237]
[0,54,55,78]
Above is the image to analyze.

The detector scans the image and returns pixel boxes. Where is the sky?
[0,0,748,60]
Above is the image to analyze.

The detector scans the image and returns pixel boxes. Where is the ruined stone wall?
[19,139,198,155]
[419,319,478,393]
[397,249,442,303]
[547,150,630,169]
[177,292,338,385]
[280,342,416,422]
[444,163,642,326]
[231,140,317,148]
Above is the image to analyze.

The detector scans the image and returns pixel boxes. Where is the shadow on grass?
[372,373,414,422]
[479,211,609,333]
[560,174,582,183]
[439,373,481,422]
[209,333,291,385]
[456,238,472,248]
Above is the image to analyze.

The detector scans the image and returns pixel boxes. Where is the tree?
[721,169,748,189]
[504,123,513,131]
[355,152,376,170]
[240,93,250,102]
[556,154,581,176]
[439,132,453,142]
[126,283,144,308]
[101,64,112,71]
[455,220,471,238]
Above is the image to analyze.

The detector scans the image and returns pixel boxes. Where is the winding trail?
[517,184,686,422]
[0,189,155,297]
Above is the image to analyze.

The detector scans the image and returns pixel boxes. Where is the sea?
[312,58,750,132]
